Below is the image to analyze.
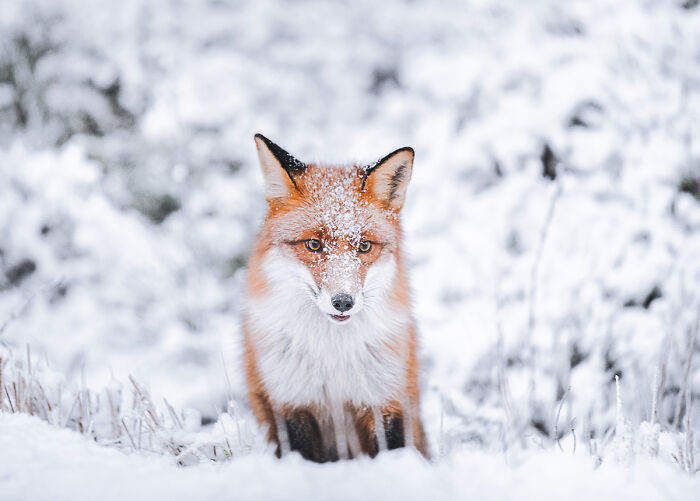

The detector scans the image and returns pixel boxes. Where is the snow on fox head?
[249,134,413,327]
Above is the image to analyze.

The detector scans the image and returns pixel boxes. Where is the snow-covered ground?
[1,0,699,498]
[2,412,698,501]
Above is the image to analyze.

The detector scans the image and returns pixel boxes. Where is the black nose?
[331,293,354,313]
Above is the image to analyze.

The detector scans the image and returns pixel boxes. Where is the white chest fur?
[246,249,410,407]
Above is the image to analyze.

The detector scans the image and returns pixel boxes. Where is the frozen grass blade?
[685,389,694,474]
[554,385,571,452]
[525,183,563,409]
[673,309,698,430]
[13,379,20,413]
[163,398,184,429]
[137,418,143,449]
[121,418,137,450]
[4,384,14,413]
[650,367,659,425]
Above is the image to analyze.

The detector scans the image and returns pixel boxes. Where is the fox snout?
[318,287,363,323]
[313,265,366,322]
[331,293,354,313]
[323,292,356,323]
[310,250,367,322]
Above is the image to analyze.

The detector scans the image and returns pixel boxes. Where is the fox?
[243,133,429,462]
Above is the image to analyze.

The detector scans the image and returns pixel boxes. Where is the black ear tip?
[389,146,414,157]
[254,133,280,151]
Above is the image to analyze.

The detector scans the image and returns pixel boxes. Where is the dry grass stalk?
[673,310,699,430]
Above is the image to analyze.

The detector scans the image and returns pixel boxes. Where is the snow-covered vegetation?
[1,0,699,498]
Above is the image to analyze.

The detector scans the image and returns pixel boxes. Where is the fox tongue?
[331,314,349,321]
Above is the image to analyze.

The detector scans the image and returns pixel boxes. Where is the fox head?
[250,134,413,327]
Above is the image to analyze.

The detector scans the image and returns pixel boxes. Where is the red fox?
[243,134,429,462]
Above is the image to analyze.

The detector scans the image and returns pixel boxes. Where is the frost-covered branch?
[673,309,699,430]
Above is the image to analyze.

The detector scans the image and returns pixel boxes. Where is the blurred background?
[0,0,699,454]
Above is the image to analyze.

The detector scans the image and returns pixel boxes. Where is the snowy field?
[1,0,699,499]
[2,412,698,501]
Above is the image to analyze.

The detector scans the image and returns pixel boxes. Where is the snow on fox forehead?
[270,165,394,244]
[307,166,372,242]
[265,164,398,292]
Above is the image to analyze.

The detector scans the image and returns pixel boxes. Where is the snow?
[1,413,698,501]
[1,0,699,497]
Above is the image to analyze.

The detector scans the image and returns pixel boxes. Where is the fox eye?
[358,241,373,253]
[305,239,323,252]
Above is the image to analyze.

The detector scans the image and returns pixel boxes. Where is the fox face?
[251,134,414,327]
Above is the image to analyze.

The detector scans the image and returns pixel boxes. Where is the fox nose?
[331,293,354,313]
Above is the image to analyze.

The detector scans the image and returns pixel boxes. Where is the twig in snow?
[35,383,52,419]
[439,393,445,458]
[4,384,14,412]
[494,286,522,453]
[498,361,519,451]
[656,358,668,426]
[62,393,80,428]
[554,385,571,452]
[217,410,234,459]
[526,182,563,338]
[650,367,659,425]
[673,309,699,430]
[221,352,234,404]
[685,389,694,474]
[121,418,137,450]
[13,380,20,413]
[526,183,563,409]
[164,398,184,429]
[26,345,31,375]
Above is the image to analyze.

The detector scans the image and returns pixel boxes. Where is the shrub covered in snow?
[0,0,699,497]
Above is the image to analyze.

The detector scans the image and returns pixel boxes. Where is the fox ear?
[254,134,306,200]
[363,147,414,210]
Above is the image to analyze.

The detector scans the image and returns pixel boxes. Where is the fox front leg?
[349,403,405,456]
[383,413,406,450]
[281,408,327,462]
